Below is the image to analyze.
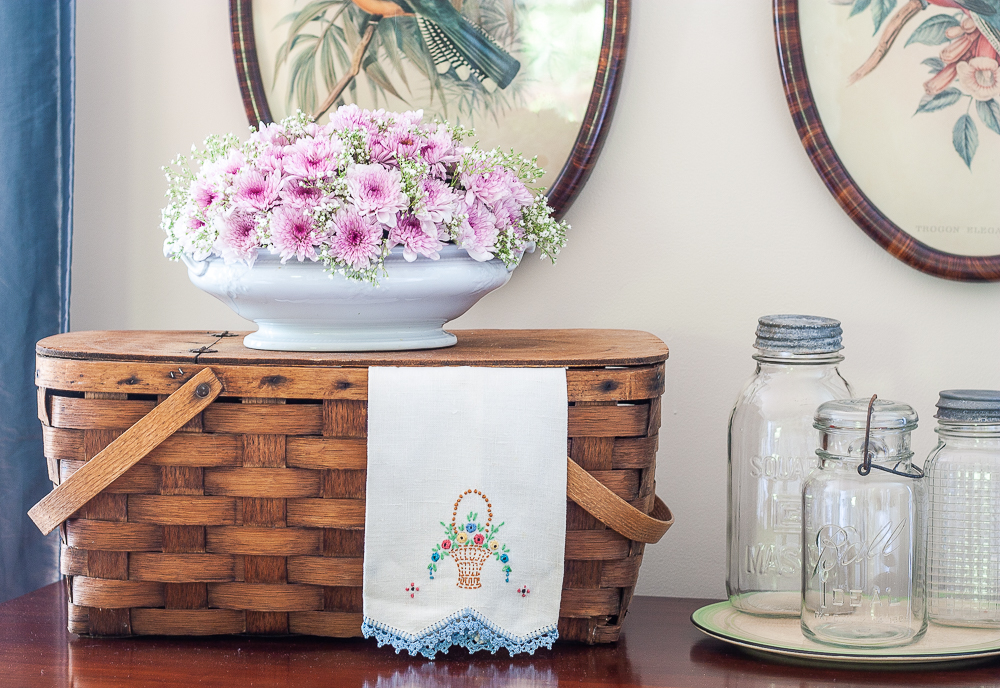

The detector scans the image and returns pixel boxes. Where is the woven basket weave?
[32,329,672,643]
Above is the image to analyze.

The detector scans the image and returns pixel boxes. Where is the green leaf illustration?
[977,99,1000,135]
[916,87,962,113]
[922,57,946,73]
[906,14,961,46]
[850,0,873,17]
[871,0,897,34]
[953,114,979,168]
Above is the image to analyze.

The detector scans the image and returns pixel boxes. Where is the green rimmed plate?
[692,601,1000,665]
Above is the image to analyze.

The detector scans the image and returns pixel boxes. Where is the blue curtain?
[0,0,75,603]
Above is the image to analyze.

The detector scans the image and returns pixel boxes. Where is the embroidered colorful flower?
[161,108,569,284]
[473,533,485,546]
[431,552,440,562]
[489,540,500,552]
[500,554,509,563]
[456,532,469,545]
[441,540,452,550]
[465,523,477,534]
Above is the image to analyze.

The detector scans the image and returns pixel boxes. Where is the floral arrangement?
[161,106,568,283]
[429,509,511,583]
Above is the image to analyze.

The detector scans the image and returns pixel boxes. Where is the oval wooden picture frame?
[229,0,630,220]
[774,0,1000,282]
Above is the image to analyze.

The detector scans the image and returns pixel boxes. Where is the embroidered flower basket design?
[429,488,512,588]
[453,544,491,589]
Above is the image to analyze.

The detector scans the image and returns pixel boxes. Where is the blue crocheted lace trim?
[362,608,558,659]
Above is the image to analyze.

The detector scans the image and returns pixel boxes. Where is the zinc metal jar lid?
[936,389,1000,423]
[754,314,843,354]
[814,398,918,432]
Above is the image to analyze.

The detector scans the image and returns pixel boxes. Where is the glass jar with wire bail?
[802,396,927,648]
[925,390,1000,628]
[727,315,852,617]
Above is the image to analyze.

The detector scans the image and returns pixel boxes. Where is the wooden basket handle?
[566,457,674,544]
[28,368,223,535]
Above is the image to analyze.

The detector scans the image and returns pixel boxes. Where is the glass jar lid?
[814,398,918,432]
[936,389,1000,423]
[754,314,843,354]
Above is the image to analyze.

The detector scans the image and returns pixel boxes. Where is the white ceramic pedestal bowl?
[184,245,513,352]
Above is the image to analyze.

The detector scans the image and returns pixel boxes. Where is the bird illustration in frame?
[272,0,522,123]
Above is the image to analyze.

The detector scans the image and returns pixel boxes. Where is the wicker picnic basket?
[31,329,673,643]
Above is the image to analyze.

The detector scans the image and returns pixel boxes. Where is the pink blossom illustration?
[957,56,1000,100]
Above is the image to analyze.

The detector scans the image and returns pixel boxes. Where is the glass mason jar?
[802,398,927,648]
[925,390,1000,628]
[727,315,852,617]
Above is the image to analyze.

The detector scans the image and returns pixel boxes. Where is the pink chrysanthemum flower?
[223,150,246,175]
[396,109,424,128]
[456,200,499,261]
[492,195,523,230]
[366,130,395,164]
[327,103,366,131]
[462,167,532,207]
[254,151,284,174]
[415,178,459,235]
[346,163,409,227]
[233,169,281,212]
[369,125,424,164]
[191,181,220,210]
[252,121,290,148]
[271,205,322,263]
[421,125,462,178]
[388,213,443,261]
[391,127,423,161]
[329,208,383,270]
[187,215,205,231]
[283,136,343,178]
[215,211,260,264]
[280,177,323,209]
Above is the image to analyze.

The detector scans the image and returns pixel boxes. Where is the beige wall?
[73,1,1000,599]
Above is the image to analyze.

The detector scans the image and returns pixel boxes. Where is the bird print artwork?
[833,0,1000,168]
[271,0,523,125]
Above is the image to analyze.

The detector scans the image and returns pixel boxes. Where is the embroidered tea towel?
[363,366,568,658]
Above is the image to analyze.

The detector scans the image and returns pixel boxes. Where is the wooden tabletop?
[2,584,999,687]
[35,329,669,367]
